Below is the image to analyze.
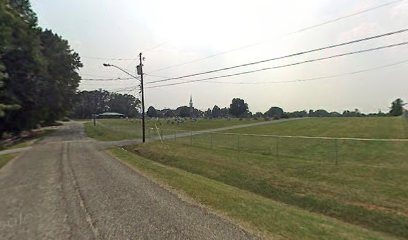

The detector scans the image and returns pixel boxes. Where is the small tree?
[205,108,212,118]
[146,106,157,118]
[253,112,263,118]
[212,105,221,118]
[229,98,248,117]
[176,106,190,118]
[264,107,284,118]
[389,98,405,116]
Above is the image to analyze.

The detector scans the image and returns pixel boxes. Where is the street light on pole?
[103,61,146,143]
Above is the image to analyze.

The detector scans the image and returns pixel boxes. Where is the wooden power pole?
[138,53,146,143]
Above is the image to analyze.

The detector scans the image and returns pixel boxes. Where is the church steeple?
[189,95,194,119]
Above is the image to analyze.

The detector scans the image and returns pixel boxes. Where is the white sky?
[31,0,408,113]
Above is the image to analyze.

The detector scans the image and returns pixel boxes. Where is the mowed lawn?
[116,117,408,239]
[84,118,263,141]
[226,117,408,139]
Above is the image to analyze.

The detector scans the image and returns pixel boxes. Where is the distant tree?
[163,109,175,118]
[229,98,248,117]
[287,110,308,118]
[342,109,362,117]
[377,109,386,117]
[329,112,341,117]
[389,98,405,116]
[176,106,190,118]
[264,107,284,118]
[242,111,252,118]
[253,112,263,118]
[70,90,140,118]
[204,108,212,118]
[147,106,157,118]
[314,109,330,117]
[220,107,230,118]
[108,93,140,117]
[212,105,221,118]
[309,109,330,117]
[193,108,204,118]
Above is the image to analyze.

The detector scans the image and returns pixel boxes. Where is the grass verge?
[108,147,397,240]
[0,153,17,169]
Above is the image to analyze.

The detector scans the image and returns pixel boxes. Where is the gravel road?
[0,122,256,240]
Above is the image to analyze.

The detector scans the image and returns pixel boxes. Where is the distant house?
[97,112,126,119]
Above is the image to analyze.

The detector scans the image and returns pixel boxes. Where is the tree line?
[146,97,406,119]
[0,0,82,136]
[70,90,140,119]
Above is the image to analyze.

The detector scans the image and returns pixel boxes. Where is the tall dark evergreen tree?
[0,0,83,135]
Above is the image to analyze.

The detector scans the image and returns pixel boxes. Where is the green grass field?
[226,117,408,139]
[111,117,408,239]
[84,118,263,141]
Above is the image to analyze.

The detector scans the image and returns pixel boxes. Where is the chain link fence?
[154,128,408,167]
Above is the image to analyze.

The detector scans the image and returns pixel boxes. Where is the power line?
[146,41,408,89]
[204,59,408,84]
[142,41,169,53]
[81,40,168,61]
[82,56,139,61]
[81,77,135,81]
[81,73,116,78]
[144,73,168,79]
[146,28,408,84]
[81,86,139,94]
[110,86,140,92]
[147,0,405,73]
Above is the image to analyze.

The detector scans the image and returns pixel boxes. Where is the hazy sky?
[31,0,408,113]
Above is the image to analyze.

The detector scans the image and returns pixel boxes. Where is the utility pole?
[103,61,145,142]
[138,52,146,143]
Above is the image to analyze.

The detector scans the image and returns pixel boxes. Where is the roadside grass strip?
[0,154,17,169]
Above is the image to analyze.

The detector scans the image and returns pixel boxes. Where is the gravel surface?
[0,122,256,240]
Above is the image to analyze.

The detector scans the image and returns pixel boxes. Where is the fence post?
[334,138,338,165]
[174,130,176,141]
[190,131,193,146]
[276,136,279,160]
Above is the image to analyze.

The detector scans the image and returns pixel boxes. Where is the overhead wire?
[145,28,408,84]
[142,40,169,53]
[82,56,139,61]
[109,85,140,92]
[81,77,135,81]
[81,41,168,61]
[204,59,408,85]
[147,0,405,73]
[145,41,408,89]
